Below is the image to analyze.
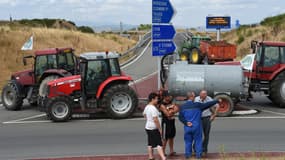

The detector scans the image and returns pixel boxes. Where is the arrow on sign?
[152,41,176,56]
[152,0,176,24]
[152,25,176,40]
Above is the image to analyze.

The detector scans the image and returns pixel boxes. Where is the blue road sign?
[152,25,176,40]
[152,41,176,56]
[152,0,175,24]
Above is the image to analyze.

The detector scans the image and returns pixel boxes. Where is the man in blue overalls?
[179,92,221,159]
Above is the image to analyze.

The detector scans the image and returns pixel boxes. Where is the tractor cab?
[250,41,285,81]
[79,52,120,96]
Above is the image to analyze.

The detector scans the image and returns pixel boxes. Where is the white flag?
[21,36,33,50]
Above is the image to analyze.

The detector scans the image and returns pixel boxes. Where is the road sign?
[152,41,176,56]
[206,16,231,29]
[152,25,176,40]
[152,0,175,24]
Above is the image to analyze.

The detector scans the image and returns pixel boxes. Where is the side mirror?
[22,55,34,66]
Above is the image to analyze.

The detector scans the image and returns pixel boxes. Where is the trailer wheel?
[189,48,202,64]
[214,94,234,117]
[270,73,285,108]
[47,97,72,122]
[1,82,23,110]
[100,84,138,119]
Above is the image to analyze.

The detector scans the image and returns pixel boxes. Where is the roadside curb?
[30,152,285,160]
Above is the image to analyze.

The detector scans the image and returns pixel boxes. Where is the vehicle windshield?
[240,54,255,71]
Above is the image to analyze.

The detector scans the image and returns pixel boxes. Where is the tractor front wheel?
[46,97,72,122]
[1,82,23,110]
[270,74,285,108]
[100,84,138,119]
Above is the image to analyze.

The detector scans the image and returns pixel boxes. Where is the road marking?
[121,40,151,69]
[130,71,157,85]
[2,113,46,124]
[3,120,50,124]
[219,116,285,119]
[261,109,285,116]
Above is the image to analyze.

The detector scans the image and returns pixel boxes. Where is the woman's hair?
[148,92,158,102]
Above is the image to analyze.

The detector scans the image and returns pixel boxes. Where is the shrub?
[77,26,94,33]
[236,35,244,44]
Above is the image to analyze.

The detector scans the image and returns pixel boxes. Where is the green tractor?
[178,35,211,64]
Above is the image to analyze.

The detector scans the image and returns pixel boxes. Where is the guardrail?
[120,31,151,67]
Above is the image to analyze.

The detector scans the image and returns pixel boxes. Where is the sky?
[0,0,285,28]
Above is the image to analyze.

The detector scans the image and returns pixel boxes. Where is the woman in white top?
[143,92,166,160]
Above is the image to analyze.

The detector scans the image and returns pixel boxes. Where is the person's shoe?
[202,151,208,157]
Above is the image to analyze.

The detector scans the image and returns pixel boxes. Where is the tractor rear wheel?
[46,97,72,122]
[214,94,234,117]
[270,73,285,108]
[1,83,23,110]
[39,75,59,97]
[189,48,202,64]
[101,84,138,119]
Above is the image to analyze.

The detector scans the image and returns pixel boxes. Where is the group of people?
[143,89,221,160]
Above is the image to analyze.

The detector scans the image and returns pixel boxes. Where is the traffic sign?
[152,0,175,24]
[152,25,176,40]
[206,16,231,29]
[152,41,176,56]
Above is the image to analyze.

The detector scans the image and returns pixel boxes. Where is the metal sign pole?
[217,28,221,41]
[157,56,161,90]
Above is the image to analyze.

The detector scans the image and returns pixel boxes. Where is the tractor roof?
[35,48,74,56]
[80,52,120,60]
[261,41,285,47]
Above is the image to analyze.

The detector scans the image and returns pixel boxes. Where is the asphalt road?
[1,99,285,160]
[1,32,285,160]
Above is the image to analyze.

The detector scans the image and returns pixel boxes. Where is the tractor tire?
[100,84,138,119]
[1,83,23,110]
[189,48,203,64]
[214,94,234,117]
[46,96,72,122]
[270,73,285,108]
[39,75,59,97]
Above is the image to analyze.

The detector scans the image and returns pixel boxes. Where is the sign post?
[152,0,176,89]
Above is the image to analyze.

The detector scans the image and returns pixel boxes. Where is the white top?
[143,104,160,130]
[194,96,217,117]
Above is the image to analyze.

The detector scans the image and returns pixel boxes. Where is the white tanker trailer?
[161,58,247,116]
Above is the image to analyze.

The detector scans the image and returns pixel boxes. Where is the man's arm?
[178,110,187,126]
[200,100,218,111]
[159,104,171,117]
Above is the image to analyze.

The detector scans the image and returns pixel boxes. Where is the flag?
[21,36,33,50]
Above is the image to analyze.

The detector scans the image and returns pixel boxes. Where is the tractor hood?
[11,69,34,85]
[47,75,81,87]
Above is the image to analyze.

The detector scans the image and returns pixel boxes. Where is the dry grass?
[0,26,136,89]
[222,24,285,60]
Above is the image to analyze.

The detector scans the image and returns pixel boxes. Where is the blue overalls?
[179,100,218,159]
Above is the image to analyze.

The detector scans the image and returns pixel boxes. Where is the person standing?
[179,92,221,159]
[143,92,167,160]
[159,91,179,156]
[194,90,219,155]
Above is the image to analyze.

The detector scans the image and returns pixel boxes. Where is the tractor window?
[66,53,75,67]
[263,46,279,67]
[35,55,48,76]
[58,53,67,68]
[47,55,57,69]
[109,58,120,76]
[281,47,285,63]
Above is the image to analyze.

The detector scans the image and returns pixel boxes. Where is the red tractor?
[1,48,78,110]
[245,41,285,107]
[44,52,138,122]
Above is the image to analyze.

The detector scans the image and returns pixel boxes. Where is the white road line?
[2,113,46,124]
[218,116,285,119]
[261,109,285,116]
[131,71,157,85]
[121,40,151,69]
[3,120,50,124]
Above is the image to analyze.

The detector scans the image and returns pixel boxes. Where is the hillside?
[0,25,136,89]
[222,13,285,59]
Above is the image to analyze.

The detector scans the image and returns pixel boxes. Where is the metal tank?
[167,61,245,99]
